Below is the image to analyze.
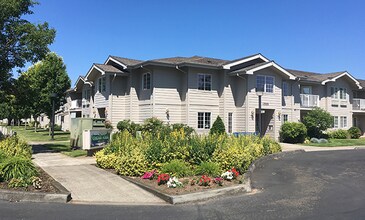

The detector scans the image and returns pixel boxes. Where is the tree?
[210,116,226,135]
[302,107,333,138]
[0,0,56,102]
[26,52,71,122]
[279,122,307,143]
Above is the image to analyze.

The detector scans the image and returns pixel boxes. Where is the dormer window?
[143,72,151,90]
[256,75,274,93]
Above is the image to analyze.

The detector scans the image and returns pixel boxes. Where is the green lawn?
[43,143,87,157]
[10,126,70,142]
[62,150,87,157]
[304,138,365,147]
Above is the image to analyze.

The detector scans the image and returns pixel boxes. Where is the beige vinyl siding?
[187,68,220,133]
[94,75,110,108]
[246,69,284,139]
[110,76,128,128]
[129,73,139,123]
[152,68,183,123]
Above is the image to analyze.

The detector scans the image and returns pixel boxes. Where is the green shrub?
[160,159,191,177]
[188,134,224,165]
[328,129,348,139]
[116,120,142,136]
[260,136,282,154]
[115,147,149,177]
[0,136,32,158]
[348,127,361,139]
[0,150,7,162]
[142,117,164,135]
[302,107,333,138]
[0,156,38,183]
[160,129,190,163]
[195,162,221,177]
[53,124,62,131]
[95,149,119,169]
[171,123,195,136]
[8,178,29,188]
[210,116,225,135]
[279,122,307,143]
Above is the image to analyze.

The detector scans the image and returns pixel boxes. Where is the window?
[283,114,288,123]
[333,116,347,128]
[340,116,347,128]
[198,112,211,129]
[228,113,233,133]
[256,75,274,93]
[333,116,338,128]
[142,73,151,90]
[84,89,91,100]
[282,82,289,96]
[98,77,106,92]
[301,86,312,94]
[331,87,347,100]
[198,74,211,91]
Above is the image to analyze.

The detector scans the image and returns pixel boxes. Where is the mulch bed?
[103,168,244,196]
[0,167,60,194]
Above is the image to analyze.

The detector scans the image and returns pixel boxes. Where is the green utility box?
[70,118,106,148]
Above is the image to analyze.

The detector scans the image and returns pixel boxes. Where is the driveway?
[1,149,364,219]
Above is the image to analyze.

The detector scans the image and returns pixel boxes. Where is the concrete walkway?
[280,142,365,152]
[32,147,166,205]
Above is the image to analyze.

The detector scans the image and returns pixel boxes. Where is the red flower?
[231,168,239,178]
[157,173,170,185]
[198,175,211,186]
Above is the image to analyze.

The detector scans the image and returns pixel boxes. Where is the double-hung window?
[142,73,151,90]
[228,113,233,133]
[198,74,211,91]
[198,112,211,129]
[282,81,289,96]
[98,77,106,92]
[256,75,274,93]
[283,114,288,123]
[333,116,347,128]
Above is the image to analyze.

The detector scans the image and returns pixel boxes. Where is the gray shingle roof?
[150,56,228,67]
[94,64,124,73]
[286,69,345,82]
[358,79,365,88]
[229,61,271,75]
[109,56,143,66]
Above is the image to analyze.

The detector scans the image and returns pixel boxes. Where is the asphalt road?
[1,150,365,220]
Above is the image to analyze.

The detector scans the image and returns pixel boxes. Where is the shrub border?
[122,150,305,204]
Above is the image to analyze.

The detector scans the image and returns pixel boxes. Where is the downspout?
[141,65,154,118]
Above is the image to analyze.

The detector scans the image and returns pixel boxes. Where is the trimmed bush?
[279,122,307,143]
[115,147,149,177]
[210,116,226,135]
[0,136,32,158]
[95,149,119,169]
[328,129,348,139]
[302,107,333,138]
[160,159,191,178]
[195,162,221,177]
[348,127,361,139]
[0,156,38,183]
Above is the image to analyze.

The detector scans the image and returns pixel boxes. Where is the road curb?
[0,179,71,203]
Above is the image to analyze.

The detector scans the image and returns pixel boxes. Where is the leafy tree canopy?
[302,107,333,138]
[0,0,56,101]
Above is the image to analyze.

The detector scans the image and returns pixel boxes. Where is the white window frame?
[198,112,211,129]
[142,72,151,90]
[301,85,312,94]
[331,87,347,100]
[333,116,339,128]
[340,116,347,128]
[256,75,274,93]
[197,74,212,91]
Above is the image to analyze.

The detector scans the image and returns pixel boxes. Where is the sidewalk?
[32,145,166,205]
[280,143,365,152]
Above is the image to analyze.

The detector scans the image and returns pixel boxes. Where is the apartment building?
[63,53,365,139]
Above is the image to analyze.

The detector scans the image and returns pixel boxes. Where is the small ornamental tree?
[302,107,333,138]
[210,116,225,135]
[280,122,307,143]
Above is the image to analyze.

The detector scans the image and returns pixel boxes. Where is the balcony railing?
[353,98,365,111]
[70,99,82,109]
[300,94,319,108]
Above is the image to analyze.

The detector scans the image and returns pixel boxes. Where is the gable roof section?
[85,64,124,81]
[223,54,270,70]
[287,69,362,89]
[229,61,296,80]
[106,56,143,68]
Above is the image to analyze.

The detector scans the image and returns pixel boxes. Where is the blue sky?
[25,0,365,85]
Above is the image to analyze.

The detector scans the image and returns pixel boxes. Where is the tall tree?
[0,0,56,102]
[27,52,71,122]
